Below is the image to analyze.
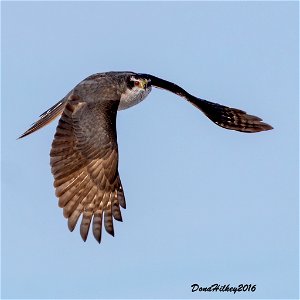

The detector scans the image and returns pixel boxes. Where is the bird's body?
[20,71,273,243]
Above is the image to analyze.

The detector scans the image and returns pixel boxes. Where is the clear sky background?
[1,1,299,299]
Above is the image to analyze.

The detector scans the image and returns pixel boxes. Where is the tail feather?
[18,99,67,139]
[189,98,273,133]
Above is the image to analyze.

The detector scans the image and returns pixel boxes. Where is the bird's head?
[118,73,152,110]
[127,74,152,91]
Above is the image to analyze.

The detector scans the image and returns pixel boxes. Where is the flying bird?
[19,71,273,243]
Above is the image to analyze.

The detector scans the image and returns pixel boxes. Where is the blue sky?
[1,1,299,299]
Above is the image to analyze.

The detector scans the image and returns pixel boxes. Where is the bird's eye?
[134,81,140,87]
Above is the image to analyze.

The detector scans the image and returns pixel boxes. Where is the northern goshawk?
[20,71,273,243]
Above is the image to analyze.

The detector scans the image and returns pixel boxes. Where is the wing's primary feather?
[142,74,273,133]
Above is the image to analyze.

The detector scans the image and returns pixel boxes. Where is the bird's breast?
[118,87,151,110]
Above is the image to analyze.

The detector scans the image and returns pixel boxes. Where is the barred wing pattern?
[50,96,125,243]
[143,74,273,133]
[190,99,273,133]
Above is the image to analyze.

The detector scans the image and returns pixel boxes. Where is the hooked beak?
[140,78,151,89]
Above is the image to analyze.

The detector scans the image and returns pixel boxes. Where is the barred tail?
[18,99,67,139]
[189,97,273,133]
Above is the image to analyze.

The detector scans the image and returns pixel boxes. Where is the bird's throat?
[118,86,151,111]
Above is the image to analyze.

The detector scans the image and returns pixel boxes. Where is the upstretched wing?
[141,74,273,133]
[50,94,125,243]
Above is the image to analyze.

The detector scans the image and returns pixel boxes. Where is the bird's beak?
[140,79,150,89]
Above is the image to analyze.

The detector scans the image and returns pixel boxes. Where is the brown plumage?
[19,71,273,243]
[50,96,124,243]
